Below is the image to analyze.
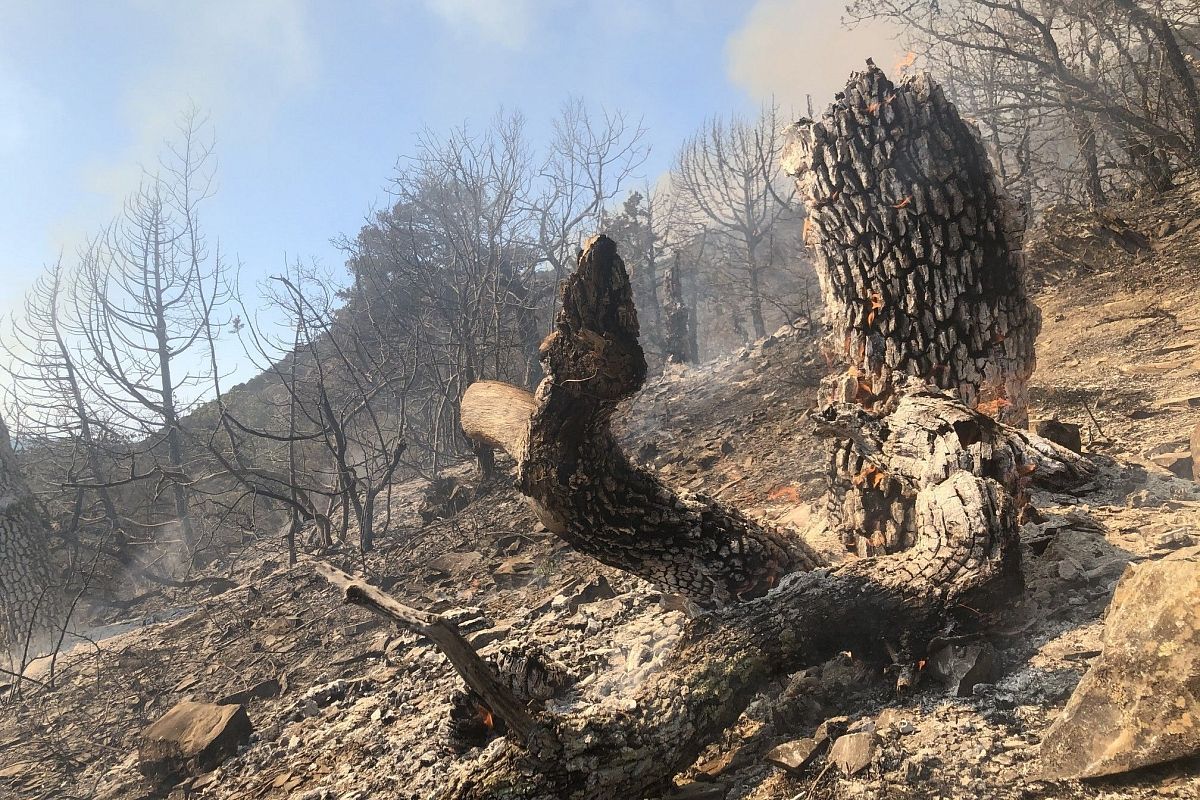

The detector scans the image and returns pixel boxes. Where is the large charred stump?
[782,65,1043,555]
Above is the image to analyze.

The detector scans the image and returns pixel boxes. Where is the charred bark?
[439,67,1095,797]
[462,235,821,610]
[441,380,1084,798]
[782,65,1040,427]
[783,65,1047,555]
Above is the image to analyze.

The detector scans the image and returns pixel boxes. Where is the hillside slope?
[3,181,1200,800]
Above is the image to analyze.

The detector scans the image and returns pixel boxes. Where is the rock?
[138,701,252,779]
[1192,421,1200,483]
[1034,419,1082,453]
[574,575,617,607]
[492,557,536,589]
[694,744,749,778]
[765,738,824,772]
[467,625,510,648]
[875,708,914,735]
[217,678,281,706]
[1040,546,1200,780]
[928,642,995,697]
[1149,451,1194,480]
[828,730,877,776]
[813,715,850,743]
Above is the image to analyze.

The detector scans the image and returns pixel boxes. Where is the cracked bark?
[782,65,1040,427]
[463,236,821,610]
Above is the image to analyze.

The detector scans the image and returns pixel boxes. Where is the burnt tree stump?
[783,65,1043,556]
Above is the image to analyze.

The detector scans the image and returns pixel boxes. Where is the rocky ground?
[3,179,1200,800]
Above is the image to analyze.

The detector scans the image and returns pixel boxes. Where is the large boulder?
[138,701,252,779]
[1040,546,1200,779]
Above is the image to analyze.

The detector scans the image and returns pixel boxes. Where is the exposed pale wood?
[460,380,536,464]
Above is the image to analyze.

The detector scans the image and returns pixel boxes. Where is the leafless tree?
[74,110,230,562]
[535,99,649,320]
[672,103,800,339]
[848,0,1200,205]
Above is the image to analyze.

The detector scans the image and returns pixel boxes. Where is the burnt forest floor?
[4,178,1200,800]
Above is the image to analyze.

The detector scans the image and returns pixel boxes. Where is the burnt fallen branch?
[314,562,556,754]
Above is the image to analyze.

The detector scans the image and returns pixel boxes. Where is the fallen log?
[441,416,1022,798]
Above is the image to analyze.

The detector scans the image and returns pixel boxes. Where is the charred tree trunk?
[783,66,1039,426]
[661,253,692,364]
[783,65,1043,555]
[0,417,63,673]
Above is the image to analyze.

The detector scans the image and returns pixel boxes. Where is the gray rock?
[468,625,510,648]
[1040,546,1200,779]
[1034,419,1082,453]
[765,737,823,772]
[928,642,995,697]
[828,730,877,776]
[138,701,252,779]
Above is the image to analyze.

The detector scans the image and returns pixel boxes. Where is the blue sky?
[0,0,901,339]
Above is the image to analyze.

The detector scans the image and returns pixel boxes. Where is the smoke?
[90,2,313,190]
[725,0,908,116]
[419,0,562,49]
